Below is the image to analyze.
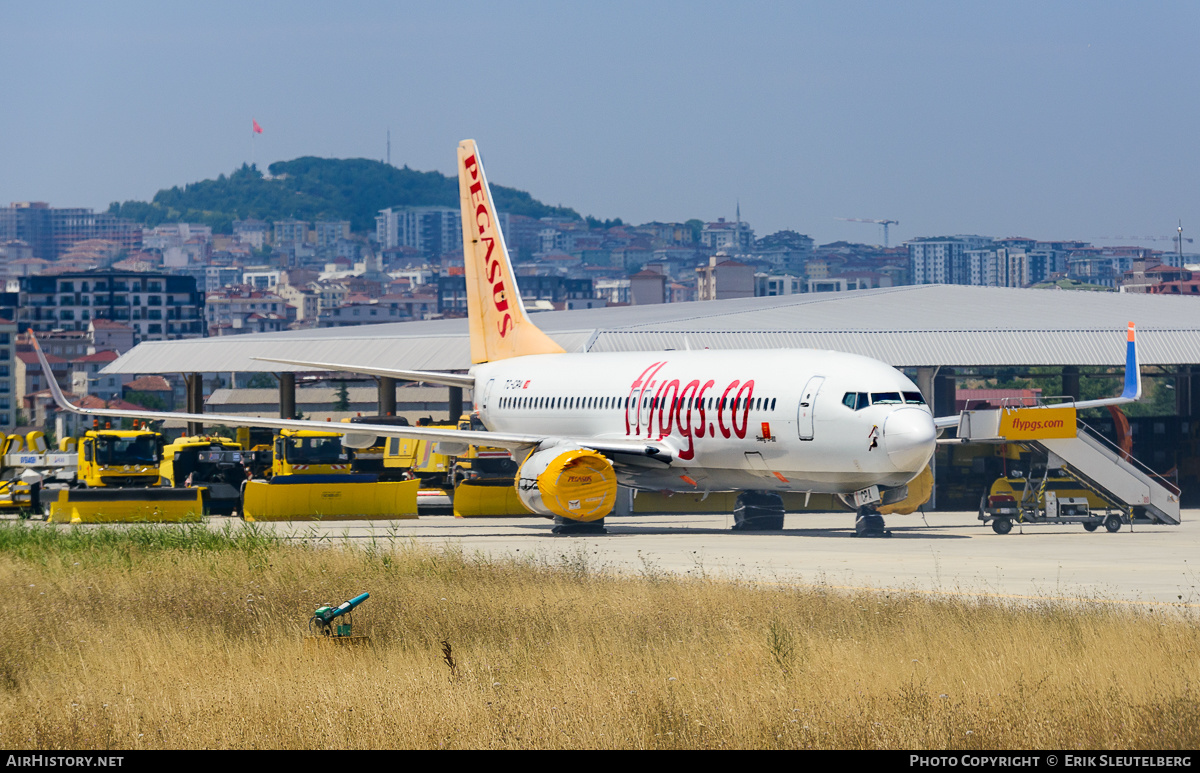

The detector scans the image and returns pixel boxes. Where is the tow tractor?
[980,472,1126,534]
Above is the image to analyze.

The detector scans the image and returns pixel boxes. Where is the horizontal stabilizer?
[250,357,475,389]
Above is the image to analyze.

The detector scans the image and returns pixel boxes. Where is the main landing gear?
[855,505,892,538]
[732,491,786,531]
[551,515,607,535]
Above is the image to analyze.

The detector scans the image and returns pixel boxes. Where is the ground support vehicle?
[0,432,78,514]
[979,472,1127,535]
[238,428,419,521]
[46,427,202,522]
[45,487,204,524]
[160,435,248,515]
[240,475,419,521]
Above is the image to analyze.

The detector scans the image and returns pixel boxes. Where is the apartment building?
[20,270,204,339]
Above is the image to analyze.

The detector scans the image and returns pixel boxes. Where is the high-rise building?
[377,206,510,260]
[0,203,141,260]
[907,236,994,285]
[19,270,203,340]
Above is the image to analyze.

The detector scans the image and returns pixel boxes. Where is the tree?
[247,373,276,389]
[334,382,351,411]
[123,391,168,412]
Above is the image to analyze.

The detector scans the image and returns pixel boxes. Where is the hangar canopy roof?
[102,285,1200,375]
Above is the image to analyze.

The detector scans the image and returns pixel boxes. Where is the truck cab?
[160,435,247,515]
[78,429,163,487]
[272,429,354,477]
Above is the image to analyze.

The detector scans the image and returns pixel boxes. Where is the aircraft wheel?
[1104,513,1122,533]
[733,491,785,531]
[991,517,1013,535]
[552,515,606,535]
[855,509,891,538]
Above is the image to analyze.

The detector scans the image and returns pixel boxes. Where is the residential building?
[376,207,476,259]
[233,219,269,250]
[700,217,755,252]
[318,301,410,327]
[629,269,666,305]
[0,202,141,260]
[205,287,292,334]
[19,270,204,339]
[315,221,351,247]
[907,235,994,285]
[696,255,754,300]
[273,219,310,246]
[755,274,804,297]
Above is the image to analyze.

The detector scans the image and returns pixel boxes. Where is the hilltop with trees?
[108,157,581,234]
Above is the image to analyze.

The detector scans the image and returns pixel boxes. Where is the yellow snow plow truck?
[238,428,418,521]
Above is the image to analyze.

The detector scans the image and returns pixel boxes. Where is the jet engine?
[516,445,618,521]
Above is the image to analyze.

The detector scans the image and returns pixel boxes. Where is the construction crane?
[836,217,899,248]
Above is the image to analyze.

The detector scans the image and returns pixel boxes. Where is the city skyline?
[3,1,1199,248]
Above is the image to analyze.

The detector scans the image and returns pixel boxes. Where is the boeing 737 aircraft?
[33,140,1143,536]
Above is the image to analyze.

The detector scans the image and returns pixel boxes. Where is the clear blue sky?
[3,1,1198,247]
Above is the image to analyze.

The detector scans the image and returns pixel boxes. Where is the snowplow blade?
[46,487,204,524]
[452,478,531,517]
[241,476,419,521]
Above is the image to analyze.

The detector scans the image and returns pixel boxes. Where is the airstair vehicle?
[956,398,1181,533]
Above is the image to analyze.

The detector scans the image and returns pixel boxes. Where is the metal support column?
[1177,366,1194,418]
[448,386,464,422]
[933,368,957,423]
[279,372,296,419]
[1062,365,1080,401]
[916,366,939,406]
[930,368,957,511]
[184,373,203,436]
[378,376,396,416]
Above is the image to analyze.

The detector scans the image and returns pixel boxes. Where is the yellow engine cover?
[878,465,934,515]
[517,446,618,521]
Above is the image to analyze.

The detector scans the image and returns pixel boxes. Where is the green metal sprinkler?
[309,592,369,637]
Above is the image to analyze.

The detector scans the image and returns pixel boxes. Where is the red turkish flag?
[252,119,263,134]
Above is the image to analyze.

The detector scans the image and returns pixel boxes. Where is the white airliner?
[33,140,1143,536]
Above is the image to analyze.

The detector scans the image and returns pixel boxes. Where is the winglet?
[31,333,81,414]
[931,321,1143,427]
[1121,321,1141,400]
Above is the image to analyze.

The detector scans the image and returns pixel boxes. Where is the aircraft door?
[480,379,495,411]
[797,376,825,441]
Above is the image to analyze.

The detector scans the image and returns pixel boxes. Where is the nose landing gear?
[855,505,892,538]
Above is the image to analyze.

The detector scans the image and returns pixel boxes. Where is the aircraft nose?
[883,408,936,471]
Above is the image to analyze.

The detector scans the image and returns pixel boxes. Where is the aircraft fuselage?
[473,348,937,494]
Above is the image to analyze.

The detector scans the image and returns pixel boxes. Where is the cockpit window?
[903,391,927,405]
[842,392,869,410]
[870,392,903,405]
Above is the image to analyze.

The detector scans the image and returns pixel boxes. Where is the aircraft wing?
[249,357,476,389]
[932,322,1142,429]
[34,337,669,462]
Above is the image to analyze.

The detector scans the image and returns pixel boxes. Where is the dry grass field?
[0,521,1197,750]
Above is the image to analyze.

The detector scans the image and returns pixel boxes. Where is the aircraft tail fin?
[458,139,564,364]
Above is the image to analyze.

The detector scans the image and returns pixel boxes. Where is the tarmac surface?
[232,509,1200,609]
